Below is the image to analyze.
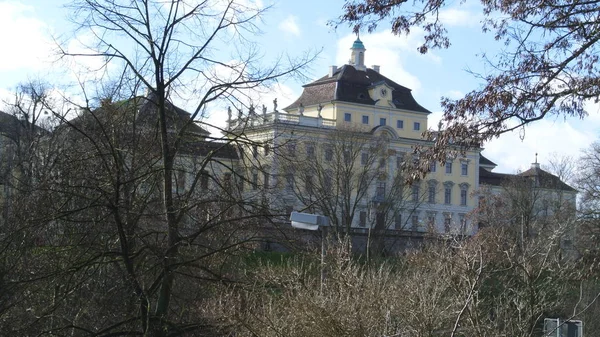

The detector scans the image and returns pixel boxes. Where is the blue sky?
[1,0,599,175]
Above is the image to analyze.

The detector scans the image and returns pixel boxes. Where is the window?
[362,115,369,124]
[237,174,244,192]
[396,154,405,169]
[394,212,402,229]
[286,174,294,190]
[361,152,369,166]
[344,113,351,122]
[411,214,419,231]
[379,118,386,126]
[306,144,315,157]
[263,172,270,188]
[414,122,420,131]
[324,171,332,190]
[427,213,436,230]
[460,183,469,206]
[305,176,313,194]
[376,181,386,199]
[359,211,367,227]
[252,173,258,190]
[288,143,296,157]
[426,161,435,172]
[199,170,209,189]
[264,143,270,156]
[444,183,453,204]
[223,173,232,192]
[428,184,436,203]
[379,157,386,168]
[412,184,420,202]
[343,150,351,164]
[325,147,333,161]
[444,214,452,233]
[461,162,468,176]
[252,145,258,158]
[445,161,452,174]
[459,214,467,234]
[397,120,404,129]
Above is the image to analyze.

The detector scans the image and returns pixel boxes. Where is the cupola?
[349,37,366,71]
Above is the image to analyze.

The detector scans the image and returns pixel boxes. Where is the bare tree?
[276,126,426,255]
[0,1,316,336]
[221,217,592,337]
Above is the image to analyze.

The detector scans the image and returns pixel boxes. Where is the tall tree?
[19,1,316,336]
[277,126,426,254]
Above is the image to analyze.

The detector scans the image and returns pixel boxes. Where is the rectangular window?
[263,172,270,188]
[414,122,420,131]
[459,214,467,234]
[461,162,468,176]
[200,170,209,189]
[412,185,419,202]
[430,162,436,172]
[222,173,231,192]
[411,215,419,231]
[376,181,386,199]
[397,120,404,129]
[306,144,315,157]
[396,154,404,169]
[252,173,258,190]
[286,174,294,190]
[237,174,244,192]
[379,157,386,168]
[252,145,258,158]
[445,187,452,204]
[305,176,313,194]
[379,118,386,126]
[361,152,368,166]
[359,211,367,227]
[461,189,467,206]
[325,147,333,161]
[445,162,452,174]
[444,215,451,233]
[362,115,369,124]
[344,113,351,122]
[343,150,351,164]
[428,185,436,203]
[264,143,270,156]
[288,143,296,157]
[427,214,435,229]
[324,172,332,190]
[394,213,402,229]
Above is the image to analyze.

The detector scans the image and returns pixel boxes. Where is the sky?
[1,0,599,175]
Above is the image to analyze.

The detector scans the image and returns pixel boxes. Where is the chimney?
[372,65,380,73]
[329,65,337,77]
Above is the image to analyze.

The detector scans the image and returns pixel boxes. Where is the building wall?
[229,105,479,236]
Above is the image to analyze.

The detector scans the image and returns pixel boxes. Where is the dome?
[351,38,365,50]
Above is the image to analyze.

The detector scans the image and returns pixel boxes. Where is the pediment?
[368,82,395,107]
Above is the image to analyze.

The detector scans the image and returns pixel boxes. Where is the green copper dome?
[351,38,365,49]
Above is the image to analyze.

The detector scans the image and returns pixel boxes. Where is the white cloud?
[438,8,482,27]
[0,2,54,72]
[445,90,464,100]
[278,15,301,36]
[483,117,598,174]
[335,31,440,94]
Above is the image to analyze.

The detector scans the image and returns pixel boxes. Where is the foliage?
[337,0,600,173]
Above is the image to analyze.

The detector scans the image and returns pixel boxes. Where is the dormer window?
[380,88,388,97]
